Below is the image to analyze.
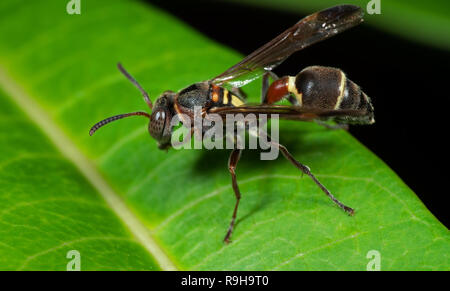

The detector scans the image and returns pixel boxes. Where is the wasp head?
[89,63,177,150]
[148,91,176,149]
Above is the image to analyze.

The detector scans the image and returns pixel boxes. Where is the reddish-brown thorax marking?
[211,84,221,102]
[266,76,289,104]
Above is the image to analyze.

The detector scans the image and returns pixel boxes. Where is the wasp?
[90,5,374,243]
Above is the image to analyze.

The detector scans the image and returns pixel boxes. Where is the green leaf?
[0,0,448,270]
[0,86,164,270]
[230,0,450,50]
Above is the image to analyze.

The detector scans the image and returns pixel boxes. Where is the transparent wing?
[211,5,364,88]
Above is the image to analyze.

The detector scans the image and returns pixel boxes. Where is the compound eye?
[149,110,166,140]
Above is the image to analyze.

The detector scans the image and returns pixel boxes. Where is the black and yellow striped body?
[173,82,246,137]
[208,83,245,108]
[174,81,245,127]
[286,66,374,123]
[175,82,245,115]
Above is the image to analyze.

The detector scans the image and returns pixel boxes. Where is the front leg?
[223,148,243,244]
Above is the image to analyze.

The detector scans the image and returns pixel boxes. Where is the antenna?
[89,111,150,136]
[117,63,152,109]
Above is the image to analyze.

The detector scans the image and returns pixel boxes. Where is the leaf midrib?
[0,64,177,271]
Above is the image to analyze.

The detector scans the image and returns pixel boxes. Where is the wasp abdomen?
[265,66,374,123]
[292,66,372,112]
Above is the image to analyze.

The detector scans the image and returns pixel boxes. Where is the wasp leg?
[271,140,355,215]
[224,148,243,244]
[261,71,280,104]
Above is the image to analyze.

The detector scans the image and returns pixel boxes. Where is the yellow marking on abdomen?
[223,89,230,104]
[334,72,347,109]
[287,76,303,106]
[230,93,244,106]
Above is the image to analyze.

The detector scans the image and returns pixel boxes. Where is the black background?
[147,0,449,228]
